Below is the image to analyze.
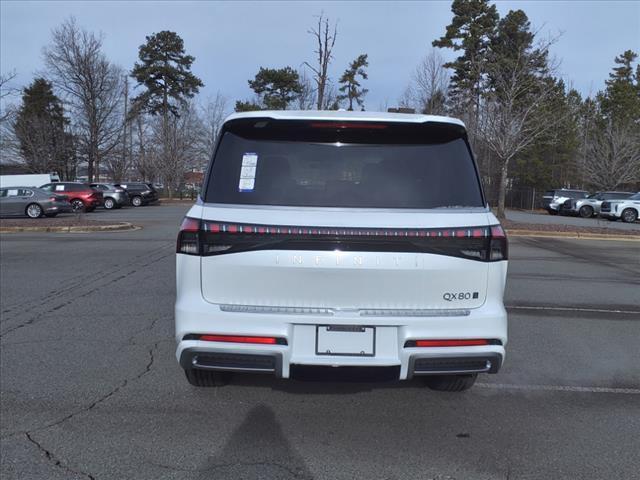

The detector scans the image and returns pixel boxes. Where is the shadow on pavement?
[196,404,314,480]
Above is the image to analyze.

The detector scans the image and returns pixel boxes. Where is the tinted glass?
[544,190,555,197]
[40,184,53,192]
[567,191,588,199]
[205,125,483,209]
[629,193,640,200]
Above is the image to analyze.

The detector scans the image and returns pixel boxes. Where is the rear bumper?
[175,294,507,381]
[44,204,73,214]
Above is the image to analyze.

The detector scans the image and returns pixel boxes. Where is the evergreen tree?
[131,31,203,195]
[247,67,303,110]
[432,0,498,119]
[600,50,640,123]
[14,78,73,176]
[131,31,204,118]
[337,54,369,111]
[234,100,263,113]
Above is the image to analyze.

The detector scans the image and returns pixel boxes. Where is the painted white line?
[476,383,640,394]
[506,305,640,315]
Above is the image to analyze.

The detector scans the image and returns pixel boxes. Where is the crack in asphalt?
[25,431,96,480]
[0,243,170,318]
[2,341,160,479]
[0,248,172,339]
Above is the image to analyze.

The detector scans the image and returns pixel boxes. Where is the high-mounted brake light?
[405,339,494,348]
[310,122,388,130]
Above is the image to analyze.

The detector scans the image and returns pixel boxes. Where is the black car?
[119,182,159,207]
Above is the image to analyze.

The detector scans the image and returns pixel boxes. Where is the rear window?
[204,120,484,209]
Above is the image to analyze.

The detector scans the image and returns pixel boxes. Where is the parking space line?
[476,383,640,394]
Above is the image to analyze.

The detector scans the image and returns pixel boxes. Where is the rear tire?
[71,199,85,212]
[26,203,43,218]
[184,369,231,387]
[131,196,143,207]
[104,197,115,209]
[547,209,558,216]
[621,208,638,223]
[579,205,594,218]
[423,374,477,392]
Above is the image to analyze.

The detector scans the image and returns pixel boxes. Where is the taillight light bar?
[183,333,287,345]
[405,339,501,347]
[176,217,508,262]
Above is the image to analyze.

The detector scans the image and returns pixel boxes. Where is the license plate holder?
[315,325,375,357]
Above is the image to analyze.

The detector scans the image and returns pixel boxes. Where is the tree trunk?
[496,160,509,220]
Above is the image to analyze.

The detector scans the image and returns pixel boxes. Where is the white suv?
[175,111,508,391]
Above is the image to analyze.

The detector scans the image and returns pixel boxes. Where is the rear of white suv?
[175,111,508,391]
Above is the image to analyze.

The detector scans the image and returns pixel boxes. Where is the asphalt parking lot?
[1,204,639,480]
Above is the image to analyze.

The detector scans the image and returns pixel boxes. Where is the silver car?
[90,183,130,209]
[0,186,72,218]
[561,191,634,218]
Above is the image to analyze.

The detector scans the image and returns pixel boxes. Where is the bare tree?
[304,13,337,110]
[152,101,204,197]
[0,70,18,126]
[132,113,155,181]
[478,42,565,218]
[43,17,124,181]
[103,75,134,182]
[200,92,229,163]
[584,120,640,189]
[406,50,449,114]
[296,70,317,110]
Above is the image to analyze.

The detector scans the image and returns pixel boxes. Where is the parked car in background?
[542,188,589,215]
[0,173,60,188]
[39,182,103,212]
[0,187,72,218]
[600,192,640,223]
[560,191,634,218]
[119,182,159,207]
[90,183,129,209]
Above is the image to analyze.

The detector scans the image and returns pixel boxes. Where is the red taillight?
[310,122,388,129]
[177,217,201,254]
[177,219,507,262]
[180,217,200,232]
[411,339,490,347]
[199,334,278,345]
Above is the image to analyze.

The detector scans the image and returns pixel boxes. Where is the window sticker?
[7,189,18,196]
[239,153,258,192]
[55,185,65,191]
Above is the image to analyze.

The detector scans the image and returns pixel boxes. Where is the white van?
[0,173,60,189]
[175,111,508,391]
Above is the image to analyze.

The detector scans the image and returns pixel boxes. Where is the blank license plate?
[316,325,375,356]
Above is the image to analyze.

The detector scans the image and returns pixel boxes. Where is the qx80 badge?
[443,292,480,301]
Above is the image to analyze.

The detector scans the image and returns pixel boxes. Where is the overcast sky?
[1,0,639,111]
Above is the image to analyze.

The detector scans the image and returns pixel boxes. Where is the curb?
[506,229,640,242]
[0,222,138,233]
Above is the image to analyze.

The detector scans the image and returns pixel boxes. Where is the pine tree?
[600,50,640,123]
[131,31,203,118]
[337,54,369,111]
[432,0,498,119]
[131,31,203,195]
[247,67,303,110]
[14,78,73,176]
